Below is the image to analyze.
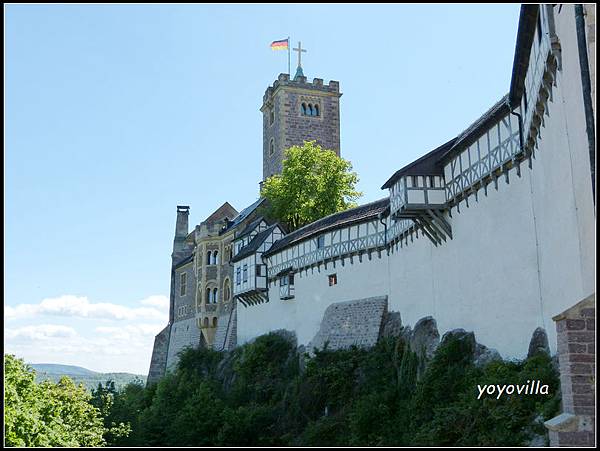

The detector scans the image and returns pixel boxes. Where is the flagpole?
[287,36,291,76]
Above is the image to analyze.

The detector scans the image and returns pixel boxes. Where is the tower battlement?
[262,73,340,106]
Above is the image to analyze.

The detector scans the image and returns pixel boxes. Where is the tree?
[260,141,362,231]
[90,380,132,446]
[4,354,106,447]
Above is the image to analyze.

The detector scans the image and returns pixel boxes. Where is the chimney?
[173,205,190,257]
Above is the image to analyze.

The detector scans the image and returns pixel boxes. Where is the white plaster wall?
[236,292,297,345]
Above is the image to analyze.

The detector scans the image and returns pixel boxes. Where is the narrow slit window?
[180,272,187,296]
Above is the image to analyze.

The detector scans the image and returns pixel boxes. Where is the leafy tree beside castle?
[261,141,362,231]
[4,354,106,447]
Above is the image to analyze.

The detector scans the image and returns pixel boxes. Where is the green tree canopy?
[4,354,106,447]
[260,141,362,231]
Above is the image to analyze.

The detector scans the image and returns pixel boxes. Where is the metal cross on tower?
[293,41,307,68]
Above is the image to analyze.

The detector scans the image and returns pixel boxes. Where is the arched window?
[308,104,314,116]
[213,288,218,303]
[203,317,209,327]
[212,317,218,328]
[212,251,219,265]
[269,138,275,156]
[206,288,211,304]
[206,251,212,265]
[301,103,307,115]
[314,104,319,116]
[223,280,231,302]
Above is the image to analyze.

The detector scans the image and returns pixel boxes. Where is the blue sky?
[5,4,521,374]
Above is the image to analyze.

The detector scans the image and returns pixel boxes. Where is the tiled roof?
[445,94,510,156]
[173,253,194,269]
[231,224,279,262]
[263,198,390,257]
[381,138,456,189]
[234,216,265,240]
[226,198,265,231]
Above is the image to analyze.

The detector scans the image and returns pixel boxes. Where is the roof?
[440,94,510,163]
[263,198,390,257]
[509,5,540,107]
[203,202,238,225]
[381,138,457,189]
[234,216,265,241]
[226,198,265,231]
[173,253,194,269]
[231,224,279,262]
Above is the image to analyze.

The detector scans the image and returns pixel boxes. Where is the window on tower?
[180,273,187,296]
[301,102,320,117]
[269,138,275,156]
[270,109,275,125]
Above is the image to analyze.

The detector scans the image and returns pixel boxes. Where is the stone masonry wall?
[146,324,171,386]
[307,296,387,352]
[262,74,341,180]
[213,302,237,352]
[545,294,595,446]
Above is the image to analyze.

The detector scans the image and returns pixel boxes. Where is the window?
[302,102,320,116]
[224,280,231,301]
[328,273,337,286]
[212,251,219,265]
[269,138,275,156]
[180,272,187,296]
[316,235,325,249]
[279,273,295,300]
[206,288,212,304]
[206,251,212,265]
[243,264,248,282]
[256,264,262,277]
[213,288,218,303]
[270,109,275,125]
[213,317,218,327]
[236,267,241,285]
[203,317,209,327]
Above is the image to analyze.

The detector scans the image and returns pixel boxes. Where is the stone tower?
[260,72,342,181]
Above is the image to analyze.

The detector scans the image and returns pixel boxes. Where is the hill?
[29,363,146,392]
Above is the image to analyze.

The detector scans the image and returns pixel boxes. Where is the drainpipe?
[378,212,388,246]
[574,4,596,203]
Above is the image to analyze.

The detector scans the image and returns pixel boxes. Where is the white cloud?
[95,324,165,341]
[4,294,170,374]
[5,295,168,322]
[139,295,169,310]
[6,324,78,341]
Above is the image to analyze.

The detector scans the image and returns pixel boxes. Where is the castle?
[147,5,596,390]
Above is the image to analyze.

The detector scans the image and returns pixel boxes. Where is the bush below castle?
[105,331,560,446]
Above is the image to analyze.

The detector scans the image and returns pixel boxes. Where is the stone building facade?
[261,73,342,181]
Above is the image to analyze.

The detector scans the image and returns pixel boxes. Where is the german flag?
[270,38,289,50]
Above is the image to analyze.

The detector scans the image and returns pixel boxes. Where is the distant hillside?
[29,363,146,392]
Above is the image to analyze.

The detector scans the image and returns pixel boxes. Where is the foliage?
[90,380,132,445]
[4,354,106,447]
[84,332,560,447]
[260,140,362,231]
